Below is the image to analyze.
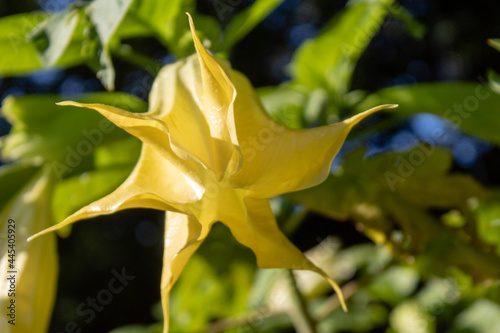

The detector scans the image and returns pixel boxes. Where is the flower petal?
[148,56,237,180]
[161,212,210,333]
[29,144,202,241]
[144,14,238,180]
[0,167,58,332]
[222,196,347,311]
[57,101,202,184]
[228,77,397,197]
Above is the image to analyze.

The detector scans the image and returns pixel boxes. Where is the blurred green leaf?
[358,82,500,145]
[287,148,486,218]
[29,8,82,66]
[28,0,135,89]
[87,0,135,90]
[389,3,426,39]
[1,92,146,176]
[218,0,285,54]
[368,266,420,305]
[476,191,500,255]
[0,163,40,211]
[170,224,255,332]
[258,85,307,129]
[128,0,195,58]
[247,268,283,309]
[389,301,435,333]
[287,147,499,280]
[0,12,47,75]
[488,38,500,53]
[442,209,467,228]
[487,69,500,94]
[415,277,461,313]
[454,299,500,333]
[50,137,140,226]
[318,302,388,333]
[291,0,394,99]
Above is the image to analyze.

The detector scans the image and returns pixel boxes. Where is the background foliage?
[2,0,500,332]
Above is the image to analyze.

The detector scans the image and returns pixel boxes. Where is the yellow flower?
[30,14,396,332]
[1,167,58,333]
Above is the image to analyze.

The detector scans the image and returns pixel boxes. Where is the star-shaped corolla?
[29,14,396,332]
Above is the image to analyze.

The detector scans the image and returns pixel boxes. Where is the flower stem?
[284,269,317,333]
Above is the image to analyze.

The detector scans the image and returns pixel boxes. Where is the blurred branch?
[284,269,317,333]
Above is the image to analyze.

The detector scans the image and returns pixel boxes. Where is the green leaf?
[128,0,196,58]
[368,266,420,305]
[30,0,139,90]
[287,148,486,219]
[388,3,426,39]
[286,147,500,280]
[454,299,500,333]
[291,0,394,98]
[488,69,500,94]
[29,8,82,66]
[476,191,500,255]
[51,137,140,225]
[87,0,135,90]
[1,92,146,178]
[357,82,500,145]
[218,0,285,54]
[0,12,48,76]
[389,301,435,333]
[170,224,255,332]
[51,163,132,226]
[258,85,307,129]
[0,163,40,211]
[488,38,500,53]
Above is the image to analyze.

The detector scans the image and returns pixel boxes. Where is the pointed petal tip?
[186,11,206,58]
[27,228,50,242]
[186,12,195,34]
[56,101,81,107]
[368,103,399,112]
[323,275,348,312]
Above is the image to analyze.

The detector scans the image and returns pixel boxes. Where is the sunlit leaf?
[29,8,82,66]
[357,82,500,145]
[291,0,394,99]
[87,0,135,90]
[128,0,195,58]
[0,12,47,76]
[287,147,498,280]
